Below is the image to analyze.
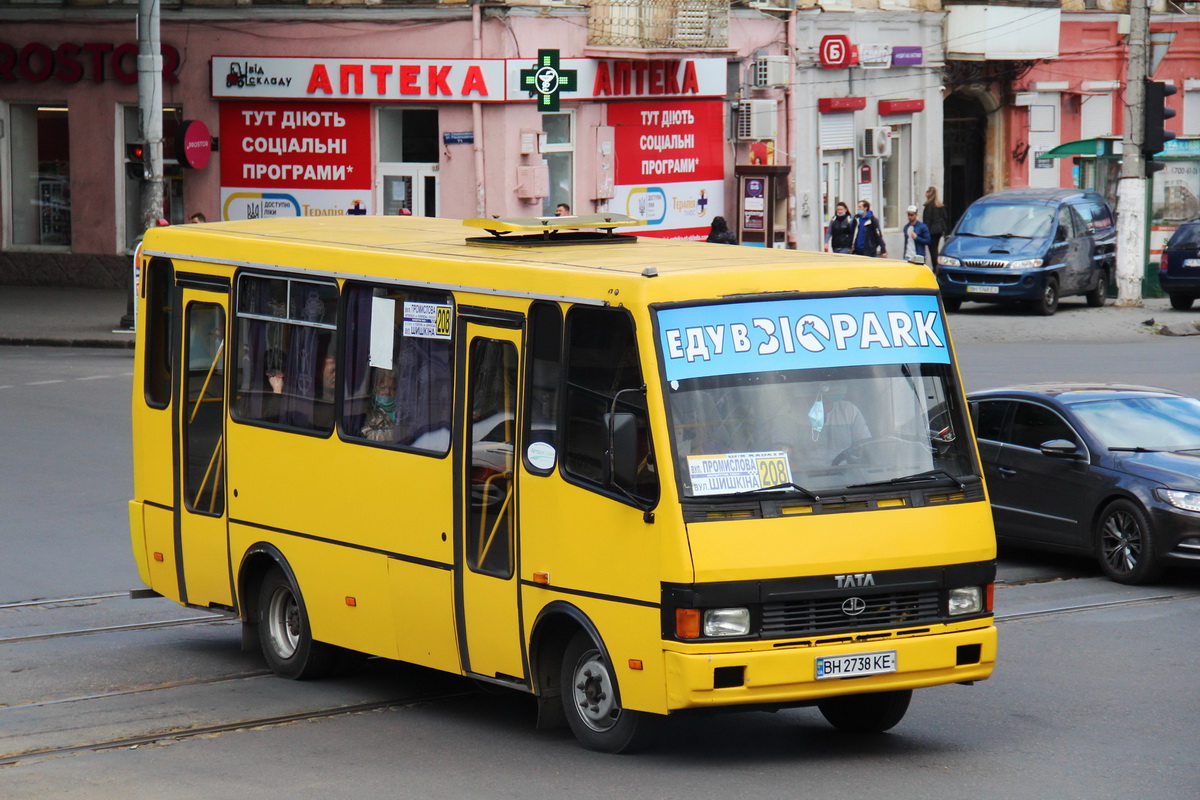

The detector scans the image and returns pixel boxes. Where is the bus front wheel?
[560,631,644,753]
[817,689,912,733]
[257,566,337,680]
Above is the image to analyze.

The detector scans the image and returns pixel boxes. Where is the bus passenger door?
[174,287,233,608]
[456,322,525,682]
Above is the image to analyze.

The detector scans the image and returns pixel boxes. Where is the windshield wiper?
[735,482,820,501]
[993,232,1033,239]
[1109,446,1161,452]
[846,469,968,491]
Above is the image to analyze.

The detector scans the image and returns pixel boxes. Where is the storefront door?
[379,167,439,217]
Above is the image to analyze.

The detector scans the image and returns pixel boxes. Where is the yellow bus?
[129,214,996,752]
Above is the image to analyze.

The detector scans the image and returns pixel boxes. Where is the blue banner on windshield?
[658,295,949,382]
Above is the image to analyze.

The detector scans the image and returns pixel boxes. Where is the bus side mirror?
[605,411,639,488]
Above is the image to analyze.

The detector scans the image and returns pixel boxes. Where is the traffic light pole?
[1115,0,1148,307]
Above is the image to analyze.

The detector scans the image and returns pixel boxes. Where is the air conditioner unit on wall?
[753,56,790,88]
[862,126,892,158]
[737,99,776,141]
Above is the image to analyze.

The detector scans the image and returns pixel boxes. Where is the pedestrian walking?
[824,201,855,254]
[852,200,886,257]
[706,215,738,245]
[902,205,932,266]
[923,186,950,269]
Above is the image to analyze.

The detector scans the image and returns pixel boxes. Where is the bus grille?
[760,590,941,637]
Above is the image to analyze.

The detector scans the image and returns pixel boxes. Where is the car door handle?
[998,467,1017,477]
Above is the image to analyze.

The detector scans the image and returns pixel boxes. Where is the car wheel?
[1169,294,1195,311]
[1085,269,1108,307]
[943,297,962,312]
[1033,276,1059,316]
[560,630,646,753]
[257,566,338,679]
[1095,499,1163,585]
[818,690,912,733]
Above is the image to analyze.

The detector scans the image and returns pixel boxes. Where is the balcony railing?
[588,0,730,50]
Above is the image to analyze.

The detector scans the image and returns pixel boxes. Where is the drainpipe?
[472,2,487,217]
[785,7,796,248]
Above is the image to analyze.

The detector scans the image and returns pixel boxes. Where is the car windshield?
[1066,395,1200,450]
[955,203,1055,238]
[656,295,978,498]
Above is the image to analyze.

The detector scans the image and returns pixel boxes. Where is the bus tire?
[257,566,337,680]
[817,689,912,733]
[560,631,644,753]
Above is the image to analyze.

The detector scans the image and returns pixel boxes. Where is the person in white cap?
[902,205,931,266]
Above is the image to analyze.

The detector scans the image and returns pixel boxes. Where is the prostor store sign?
[0,41,181,84]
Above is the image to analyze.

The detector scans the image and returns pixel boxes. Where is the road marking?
[76,375,113,381]
[26,380,65,385]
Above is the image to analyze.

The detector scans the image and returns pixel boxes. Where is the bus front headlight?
[948,586,984,616]
[703,608,751,637]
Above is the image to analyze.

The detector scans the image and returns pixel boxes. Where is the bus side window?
[143,257,174,409]
[341,283,454,454]
[523,301,561,474]
[232,275,339,433]
[562,307,658,504]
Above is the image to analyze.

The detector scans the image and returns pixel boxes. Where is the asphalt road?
[2,307,1199,795]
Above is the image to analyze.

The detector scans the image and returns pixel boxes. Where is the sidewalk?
[0,284,1197,349]
[0,286,134,349]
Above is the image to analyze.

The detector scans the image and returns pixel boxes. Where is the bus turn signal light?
[153,552,164,562]
[532,571,549,585]
[345,596,357,607]
[676,608,700,639]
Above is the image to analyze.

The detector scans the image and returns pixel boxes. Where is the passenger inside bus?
[361,368,398,442]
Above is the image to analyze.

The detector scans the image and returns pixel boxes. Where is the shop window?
[9,105,70,247]
[341,283,454,453]
[541,112,574,215]
[122,105,184,251]
[233,275,340,434]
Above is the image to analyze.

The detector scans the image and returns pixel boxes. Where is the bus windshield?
[656,295,978,499]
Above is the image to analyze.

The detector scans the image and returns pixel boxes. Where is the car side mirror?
[1040,439,1083,459]
[605,411,639,488]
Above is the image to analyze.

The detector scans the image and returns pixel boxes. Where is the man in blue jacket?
[852,200,886,257]
[902,205,931,267]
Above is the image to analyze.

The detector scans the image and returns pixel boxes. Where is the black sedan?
[969,384,1200,584]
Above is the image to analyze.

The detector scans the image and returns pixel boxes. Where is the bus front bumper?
[663,624,996,711]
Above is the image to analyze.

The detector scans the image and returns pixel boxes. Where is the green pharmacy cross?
[521,50,577,112]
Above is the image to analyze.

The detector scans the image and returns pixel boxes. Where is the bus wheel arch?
[528,602,609,732]
[237,545,336,680]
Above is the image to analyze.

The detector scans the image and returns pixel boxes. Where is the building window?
[541,112,574,215]
[378,108,439,163]
[122,106,184,251]
[9,105,70,247]
[881,123,911,228]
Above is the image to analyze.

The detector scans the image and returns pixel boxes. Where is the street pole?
[1115,0,1148,306]
[137,0,164,231]
[123,0,163,330]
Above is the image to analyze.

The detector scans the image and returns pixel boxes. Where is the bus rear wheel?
[257,566,337,680]
[560,631,644,753]
[817,689,912,733]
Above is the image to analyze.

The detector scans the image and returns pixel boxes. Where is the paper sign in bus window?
[687,451,792,497]
[403,301,453,340]
[369,296,396,369]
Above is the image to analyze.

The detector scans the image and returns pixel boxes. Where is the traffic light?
[1143,79,1177,176]
[125,142,146,181]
